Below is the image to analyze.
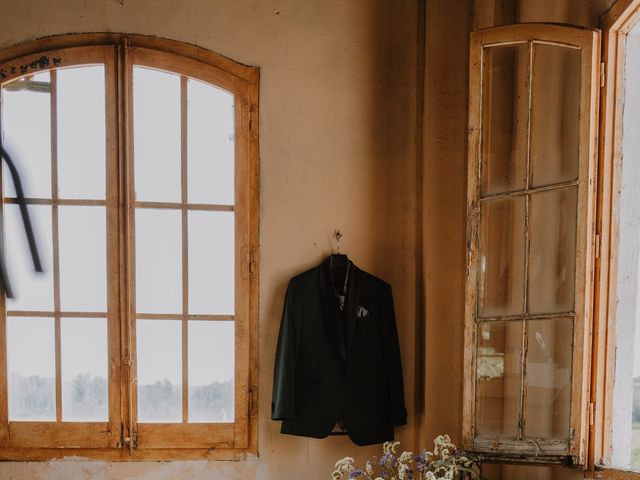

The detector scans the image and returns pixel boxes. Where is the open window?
[464,24,600,465]
[0,35,258,460]
[593,1,640,478]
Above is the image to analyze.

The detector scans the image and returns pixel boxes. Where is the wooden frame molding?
[464,23,600,466]
[591,0,640,478]
[0,33,259,462]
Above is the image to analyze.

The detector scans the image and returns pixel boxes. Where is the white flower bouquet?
[331,435,487,480]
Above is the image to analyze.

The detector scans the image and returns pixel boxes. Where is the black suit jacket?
[271,258,407,446]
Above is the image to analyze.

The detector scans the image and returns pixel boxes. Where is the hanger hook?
[334,229,343,253]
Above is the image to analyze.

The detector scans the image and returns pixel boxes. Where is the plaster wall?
[0,1,419,479]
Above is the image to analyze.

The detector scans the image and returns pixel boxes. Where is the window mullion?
[517,40,535,443]
[119,38,137,452]
[103,43,123,448]
[180,75,189,425]
[50,69,63,424]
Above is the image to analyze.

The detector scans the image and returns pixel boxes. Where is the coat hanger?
[0,143,43,298]
[330,229,349,267]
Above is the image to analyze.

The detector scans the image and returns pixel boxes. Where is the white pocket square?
[357,306,369,318]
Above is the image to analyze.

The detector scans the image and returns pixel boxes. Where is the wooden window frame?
[592,1,640,478]
[0,33,259,461]
[463,23,600,466]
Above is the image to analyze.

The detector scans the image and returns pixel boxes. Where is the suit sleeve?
[271,280,300,421]
[382,283,408,426]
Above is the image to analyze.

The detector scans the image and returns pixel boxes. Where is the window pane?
[59,206,107,312]
[524,318,572,439]
[187,79,235,205]
[4,204,54,311]
[479,197,525,317]
[136,320,182,422]
[188,321,234,422]
[476,320,522,438]
[7,317,55,421]
[61,317,108,421]
[530,44,581,188]
[133,67,181,202]
[135,209,181,314]
[57,66,106,199]
[481,44,528,195]
[188,211,234,315]
[529,187,577,314]
[2,72,51,199]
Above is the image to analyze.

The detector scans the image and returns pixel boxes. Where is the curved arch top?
[474,22,600,50]
[0,33,259,87]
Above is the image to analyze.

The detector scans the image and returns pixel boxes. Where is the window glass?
[133,67,181,202]
[479,197,526,317]
[136,319,182,423]
[523,318,572,439]
[187,79,235,205]
[528,187,577,314]
[188,211,235,315]
[2,72,51,198]
[61,317,108,421]
[188,321,234,422]
[476,320,522,437]
[135,209,182,314]
[3,204,54,311]
[57,66,106,199]
[481,44,528,195]
[7,317,56,421]
[58,206,107,312]
[530,44,581,188]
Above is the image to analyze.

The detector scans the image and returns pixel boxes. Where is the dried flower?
[330,435,484,480]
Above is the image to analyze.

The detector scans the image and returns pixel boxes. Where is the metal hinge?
[241,246,254,279]
[249,105,257,133]
[595,233,601,259]
[600,62,606,88]
[250,248,256,275]
[248,387,254,415]
[119,422,125,447]
[589,402,595,426]
[242,246,257,279]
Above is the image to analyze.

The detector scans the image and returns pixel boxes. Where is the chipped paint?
[0,55,60,80]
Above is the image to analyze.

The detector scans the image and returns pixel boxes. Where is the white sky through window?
[2,63,237,422]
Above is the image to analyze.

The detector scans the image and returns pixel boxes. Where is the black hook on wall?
[334,229,343,254]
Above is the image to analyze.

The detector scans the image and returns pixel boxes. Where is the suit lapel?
[344,263,360,353]
[319,259,347,360]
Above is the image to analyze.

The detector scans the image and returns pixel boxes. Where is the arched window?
[0,34,258,460]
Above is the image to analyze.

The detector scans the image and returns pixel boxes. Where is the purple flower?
[349,469,363,479]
